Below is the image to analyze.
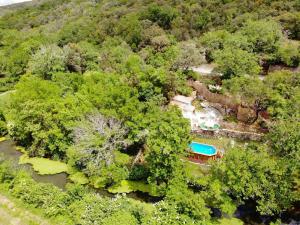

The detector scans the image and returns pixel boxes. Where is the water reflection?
[0,140,67,189]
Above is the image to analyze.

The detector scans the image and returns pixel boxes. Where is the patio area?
[170,94,222,131]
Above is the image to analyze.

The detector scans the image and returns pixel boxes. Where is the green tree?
[166,174,211,222]
[68,113,128,179]
[143,4,178,29]
[211,147,295,215]
[144,200,197,225]
[0,33,45,77]
[193,9,212,31]
[173,40,205,71]
[63,42,100,73]
[115,14,142,50]
[223,76,266,106]
[28,44,67,79]
[58,18,99,46]
[102,211,138,225]
[240,20,283,53]
[200,30,231,61]
[277,41,300,67]
[264,71,300,118]
[213,47,261,78]
[145,107,191,185]
[78,71,141,120]
[278,12,300,40]
[268,120,300,159]
[5,76,86,158]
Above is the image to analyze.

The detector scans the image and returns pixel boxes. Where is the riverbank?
[1,138,297,224]
[0,191,51,225]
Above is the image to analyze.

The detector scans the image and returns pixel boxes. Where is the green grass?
[0,202,44,225]
[90,176,107,189]
[183,136,238,178]
[69,172,89,185]
[0,188,52,225]
[16,146,26,153]
[0,90,14,107]
[191,135,234,150]
[19,154,68,175]
[0,137,6,142]
[183,159,209,178]
[108,180,159,196]
[114,151,132,165]
[217,218,243,225]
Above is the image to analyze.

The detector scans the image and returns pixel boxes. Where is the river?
[0,139,298,224]
[0,139,161,202]
[0,140,67,189]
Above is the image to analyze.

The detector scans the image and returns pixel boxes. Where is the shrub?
[129,164,150,181]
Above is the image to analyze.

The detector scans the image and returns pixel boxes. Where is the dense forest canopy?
[0,0,299,224]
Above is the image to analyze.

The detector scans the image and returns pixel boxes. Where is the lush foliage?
[0,0,299,224]
[211,146,296,215]
[0,160,236,225]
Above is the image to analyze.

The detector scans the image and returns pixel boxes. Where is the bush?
[129,165,150,181]
[10,173,69,217]
[277,41,300,67]
[143,4,178,29]
[0,161,16,184]
[213,47,261,78]
[28,44,67,79]
[0,120,7,136]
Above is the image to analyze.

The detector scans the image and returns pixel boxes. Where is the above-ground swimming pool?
[189,142,217,156]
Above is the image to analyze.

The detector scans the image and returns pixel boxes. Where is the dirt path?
[0,194,51,225]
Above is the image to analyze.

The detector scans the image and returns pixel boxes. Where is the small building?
[170,94,196,127]
[171,95,221,131]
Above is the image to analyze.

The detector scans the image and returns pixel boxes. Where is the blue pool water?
[189,142,217,156]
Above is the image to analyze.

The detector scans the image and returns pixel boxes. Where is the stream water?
[0,140,161,203]
[0,140,298,224]
[0,140,67,189]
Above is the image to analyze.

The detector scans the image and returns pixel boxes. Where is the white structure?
[171,95,221,131]
[191,64,216,75]
[171,95,196,126]
[0,0,31,6]
[191,63,222,76]
[193,107,221,131]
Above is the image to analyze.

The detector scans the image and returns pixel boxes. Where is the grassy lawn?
[191,135,233,150]
[184,135,251,178]
[191,135,250,150]
[182,159,210,178]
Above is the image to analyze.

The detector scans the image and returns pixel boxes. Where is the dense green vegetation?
[0,0,299,224]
